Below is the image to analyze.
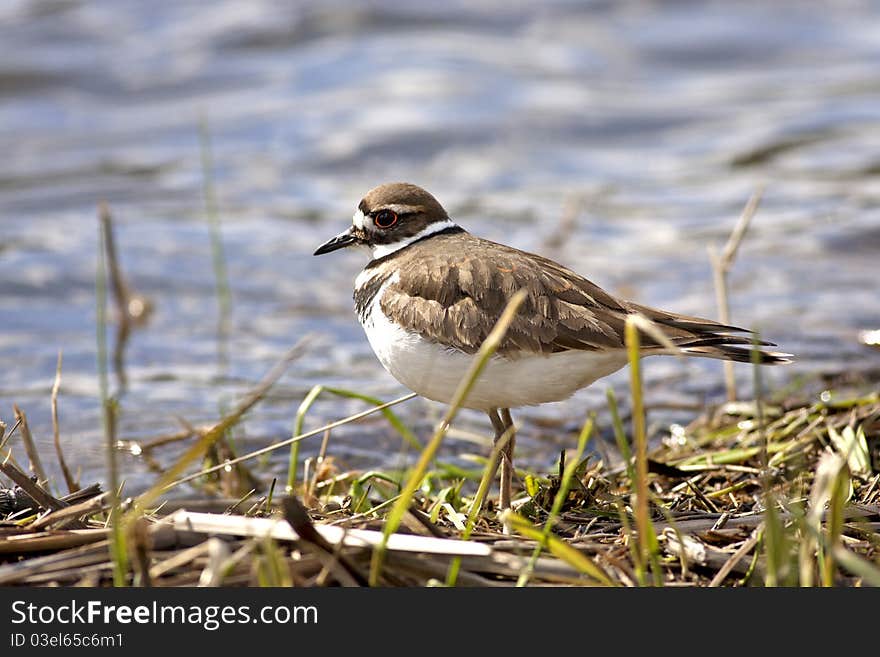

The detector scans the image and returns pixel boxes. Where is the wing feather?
[376,232,771,358]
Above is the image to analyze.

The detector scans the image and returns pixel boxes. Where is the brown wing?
[378,232,789,362]
[378,233,632,355]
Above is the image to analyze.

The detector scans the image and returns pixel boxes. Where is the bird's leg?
[499,408,516,510]
[486,409,509,509]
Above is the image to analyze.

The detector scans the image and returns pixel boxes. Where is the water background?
[1,0,878,494]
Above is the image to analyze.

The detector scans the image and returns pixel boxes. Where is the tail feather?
[679,345,793,364]
[676,335,778,349]
[627,303,793,365]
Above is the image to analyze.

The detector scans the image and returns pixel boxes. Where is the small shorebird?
[315,183,789,509]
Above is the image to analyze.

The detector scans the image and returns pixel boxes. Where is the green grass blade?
[323,387,422,451]
[625,315,661,586]
[445,425,514,586]
[830,545,880,587]
[606,387,634,483]
[823,455,851,586]
[514,415,605,586]
[198,114,232,368]
[97,211,127,587]
[288,385,424,495]
[827,423,871,479]
[288,385,324,493]
[505,511,613,586]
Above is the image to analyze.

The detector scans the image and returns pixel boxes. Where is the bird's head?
[314,182,456,260]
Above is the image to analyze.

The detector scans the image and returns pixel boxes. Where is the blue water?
[1,1,878,493]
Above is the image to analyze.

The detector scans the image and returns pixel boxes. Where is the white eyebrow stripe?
[352,209,367,229]
[382,204,420,215]
[370,219,458,260]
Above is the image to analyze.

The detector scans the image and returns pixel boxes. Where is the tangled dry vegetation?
[2,375,878,587]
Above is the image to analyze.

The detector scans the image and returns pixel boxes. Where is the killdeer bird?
[315,183,790,509]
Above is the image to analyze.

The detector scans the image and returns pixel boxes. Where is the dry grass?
[2,373,877,587]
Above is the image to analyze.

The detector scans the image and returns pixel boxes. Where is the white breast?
[356,271,629,411]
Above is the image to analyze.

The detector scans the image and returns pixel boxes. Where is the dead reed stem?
[13,404,48,485]
[51,350,79,494]
[709,187,763,402]
[0,460,66,512]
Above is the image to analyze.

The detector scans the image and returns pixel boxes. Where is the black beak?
[314,228,357,255]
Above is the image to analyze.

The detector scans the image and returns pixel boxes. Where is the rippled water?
[1,1,878,493]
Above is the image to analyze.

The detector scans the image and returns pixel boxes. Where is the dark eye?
[374,210,398,229]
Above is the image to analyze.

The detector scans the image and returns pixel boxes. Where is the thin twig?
[51,350,78,494]
[135,338,313,507]
[100,203,152,391]
[130,516,154,588]
[0,460,66,512]
[13,405,48,485]
[709,527,762,587]
[0,416,22,454]
[99,203,132,326]
[308,429,333,499]
[543,194,583,252]
[135,427,196,453]
[30,492,109,531]
[281,496,368,586]
[164,390,416,493]
[708,187,764,402]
